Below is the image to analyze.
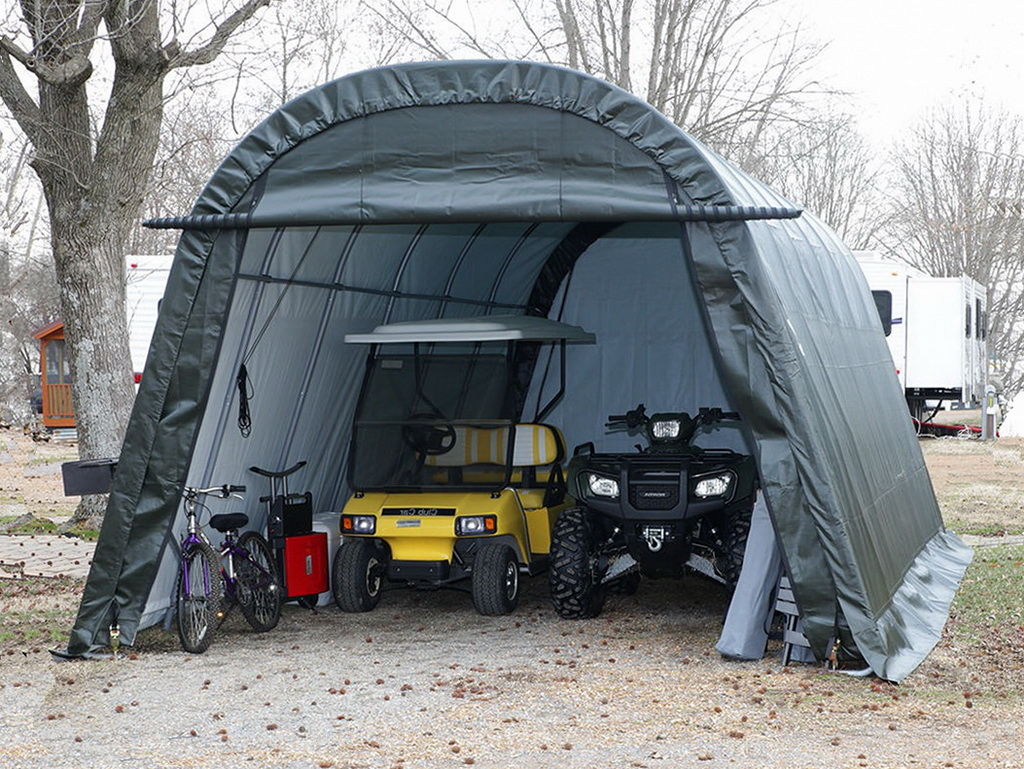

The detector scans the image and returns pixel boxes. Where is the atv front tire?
[720,505,753,586]
[471,544,520,615]
[548,507,606,619]
[332,539,384,612]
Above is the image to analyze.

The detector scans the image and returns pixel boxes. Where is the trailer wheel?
[549,507,606,619]
[720,505,753,587]
[332,540,384,612]
[471,544,520,615]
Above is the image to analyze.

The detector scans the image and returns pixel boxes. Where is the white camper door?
[125,255,174,378]
[905,278,965,397]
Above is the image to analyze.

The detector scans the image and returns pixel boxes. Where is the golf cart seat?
[424,423,563,469]
[209,512,249,533]
[425,423,567,504]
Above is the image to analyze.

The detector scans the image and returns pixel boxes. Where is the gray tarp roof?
[66,60,970,681]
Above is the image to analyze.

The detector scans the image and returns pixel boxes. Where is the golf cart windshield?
[346,316,594,492]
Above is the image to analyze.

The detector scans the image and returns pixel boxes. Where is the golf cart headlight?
[456,515,496,536]
[587,473,619,498]
[693,473,733,499]
[342,515,376,534]
[651,420,681,439]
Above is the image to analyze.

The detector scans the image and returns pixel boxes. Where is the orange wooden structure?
[34,321,75,428]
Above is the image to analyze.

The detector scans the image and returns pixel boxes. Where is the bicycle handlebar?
[185,484,246,499]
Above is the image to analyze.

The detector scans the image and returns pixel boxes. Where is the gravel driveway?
[2,574,1019,769]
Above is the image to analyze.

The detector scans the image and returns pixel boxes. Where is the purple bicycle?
[175,484,281,653]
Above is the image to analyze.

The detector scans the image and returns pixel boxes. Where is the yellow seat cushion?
[424,423,562,468]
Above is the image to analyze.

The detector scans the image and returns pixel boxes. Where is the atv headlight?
[342,514,376,534]
[587,473,619,498]
[651,419,681,439]
[693,472,734,499]
[456,515,496,536]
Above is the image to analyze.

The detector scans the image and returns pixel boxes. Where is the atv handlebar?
[697,407,741,423]
[606,404,647,429]
[606,404,741,430]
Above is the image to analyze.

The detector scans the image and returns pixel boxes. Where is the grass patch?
[947,544,1024,647]
[946,519,1024,536]
[0,575,84,653]
[61,525,100,541]
[3,516,58,534]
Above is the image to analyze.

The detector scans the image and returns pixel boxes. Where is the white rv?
[853,251,987,418]
[125,255,174,381]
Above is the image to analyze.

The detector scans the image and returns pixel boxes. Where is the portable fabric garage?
[64,60,971,681]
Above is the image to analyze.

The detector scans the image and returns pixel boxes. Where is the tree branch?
[166,0,272,69]
[0,45,43,147]
[0,34,92,86]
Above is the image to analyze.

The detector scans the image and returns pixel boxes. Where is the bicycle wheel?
[236,531,282,632]
[175,539,224,654]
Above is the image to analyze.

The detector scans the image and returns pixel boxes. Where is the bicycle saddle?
[248,461,307,479]
[209,513,249,533]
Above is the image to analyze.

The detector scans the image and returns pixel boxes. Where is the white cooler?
[312,511,342,607]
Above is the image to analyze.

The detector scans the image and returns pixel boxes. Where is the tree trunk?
[38,68,165,529]
[51,218,138,528]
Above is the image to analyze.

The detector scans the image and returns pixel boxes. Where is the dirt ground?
[1,429,1023,768]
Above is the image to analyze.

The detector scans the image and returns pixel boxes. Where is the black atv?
[549,404,757,619]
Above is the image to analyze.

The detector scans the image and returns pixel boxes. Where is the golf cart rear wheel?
[332,540,384,612]
[471,544,520,615]
[548,506,607,619]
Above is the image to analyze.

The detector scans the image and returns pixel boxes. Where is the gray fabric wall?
[527,222,748,454]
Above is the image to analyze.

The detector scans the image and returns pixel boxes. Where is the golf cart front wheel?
[471,544,520,615]
[332,539,384,612]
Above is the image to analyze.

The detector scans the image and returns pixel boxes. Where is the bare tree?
[754,112,884,249]
[886,102,1024,395]
[129,90,238,255]
[241,0,355,110]
[0,0,270,526]
[363,0,830,163]
[0,134,53,424]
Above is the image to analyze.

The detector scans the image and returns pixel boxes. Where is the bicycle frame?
[180,490,272,599]
[175,482,281,653]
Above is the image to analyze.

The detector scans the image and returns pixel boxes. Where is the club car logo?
[382,507,456,517]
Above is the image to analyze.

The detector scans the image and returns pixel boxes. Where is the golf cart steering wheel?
[402,413,458,456]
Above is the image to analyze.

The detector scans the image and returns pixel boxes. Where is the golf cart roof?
[345,314,596,344]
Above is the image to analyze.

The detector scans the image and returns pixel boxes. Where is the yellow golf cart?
[334,315,594,615]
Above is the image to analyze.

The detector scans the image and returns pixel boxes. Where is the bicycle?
[175,483,282,653]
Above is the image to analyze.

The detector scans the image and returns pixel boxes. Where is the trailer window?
[871,290,893,336]
[965,303,972,338]
[975,298,983,339]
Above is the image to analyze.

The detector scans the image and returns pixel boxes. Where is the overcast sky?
[791,0,1024,146]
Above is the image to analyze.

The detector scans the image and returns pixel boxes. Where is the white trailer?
[125,255,173,380]
[853,251,987,418]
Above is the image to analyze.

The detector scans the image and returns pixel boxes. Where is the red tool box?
[282,532,329,598]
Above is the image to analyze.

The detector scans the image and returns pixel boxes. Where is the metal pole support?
[982,385,998,441]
